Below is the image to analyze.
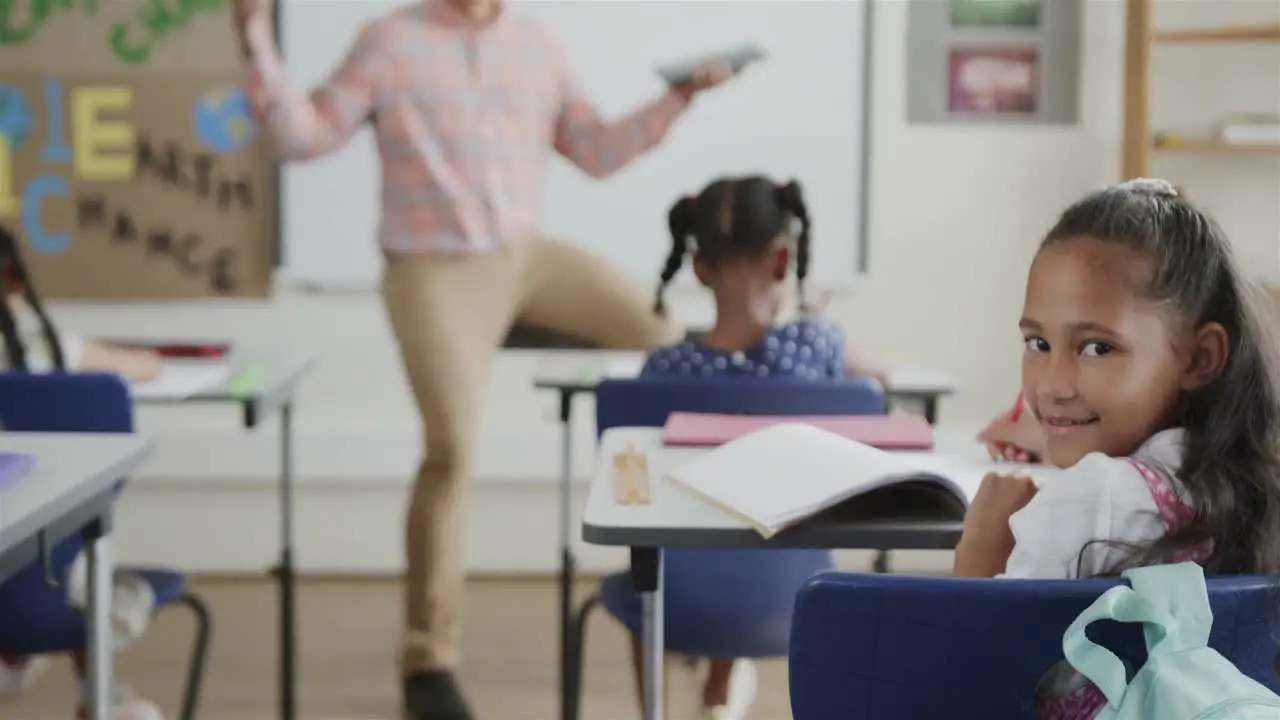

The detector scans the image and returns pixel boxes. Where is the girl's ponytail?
[655,196,696,316]
[0,224,64,371]
[0,242,25,371]
[775,180,812,314]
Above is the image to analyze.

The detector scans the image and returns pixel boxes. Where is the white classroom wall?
[50,1,1280,575]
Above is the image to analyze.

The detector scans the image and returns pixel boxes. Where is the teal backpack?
[1061,562,1280,719]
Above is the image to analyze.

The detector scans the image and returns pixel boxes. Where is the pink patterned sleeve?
[245,23,384,161]
[546,31,689,178]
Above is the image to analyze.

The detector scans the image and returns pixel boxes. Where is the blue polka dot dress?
[640,319,846,380]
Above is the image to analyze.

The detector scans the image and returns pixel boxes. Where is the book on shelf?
[1218,113,1280,145]
[665,422,1036,539]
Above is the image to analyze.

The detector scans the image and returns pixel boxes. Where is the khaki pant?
[381,236,682,672]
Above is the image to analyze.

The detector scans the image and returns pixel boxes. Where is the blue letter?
[22,175,70,254]
[40,78,71,165]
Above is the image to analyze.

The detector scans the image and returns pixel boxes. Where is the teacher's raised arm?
[547,30,734,179]
[234,0,383,161]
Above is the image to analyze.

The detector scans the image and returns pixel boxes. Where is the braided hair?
[653,176,812,316]
[0,224,65,372]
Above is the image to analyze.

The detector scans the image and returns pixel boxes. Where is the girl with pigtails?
[0,223,166,720]
[609,176,886,720]
[644,175,886,384]
[0,224,162,380]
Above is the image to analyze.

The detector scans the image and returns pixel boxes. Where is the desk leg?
[873,551,891,573]
[84,519,115,720]
[558,390,576,720]
[631,548,664,720]
[275,401,298,720]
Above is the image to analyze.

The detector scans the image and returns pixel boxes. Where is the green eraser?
[229,365,265,397]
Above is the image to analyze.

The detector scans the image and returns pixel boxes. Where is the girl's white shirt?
[1000,428,1185,579]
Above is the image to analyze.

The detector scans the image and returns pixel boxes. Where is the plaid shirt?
[246,0,690,255]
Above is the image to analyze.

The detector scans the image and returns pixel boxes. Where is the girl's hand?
[121,349,164,383]
[81,343,163,383]
[977,409,1044,463]
[954,472,1038,577]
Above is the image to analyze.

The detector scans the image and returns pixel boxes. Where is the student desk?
[582,427,970,720]
[882,367,960,424]
[531,352,957,720]
[0,432,154,720]
[133,351,316,720]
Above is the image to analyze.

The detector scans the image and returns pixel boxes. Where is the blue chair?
[567,376,887,720]
[0,373,211,720]
[789,571,1280,719]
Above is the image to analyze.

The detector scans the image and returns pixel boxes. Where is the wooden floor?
[4,578,791,720]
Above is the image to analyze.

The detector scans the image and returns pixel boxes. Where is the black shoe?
[404,670,474,720]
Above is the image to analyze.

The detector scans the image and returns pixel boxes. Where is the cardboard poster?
[0,0,276,299]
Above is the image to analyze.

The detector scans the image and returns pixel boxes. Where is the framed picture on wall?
[950,0,1041,29]
[947,47,1039,114]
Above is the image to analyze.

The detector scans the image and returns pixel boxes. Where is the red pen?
[110,341,231,359]
[151,344,230,359]
[1008,391,1026,422]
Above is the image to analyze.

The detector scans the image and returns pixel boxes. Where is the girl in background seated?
[0,226,162,381]
[630,176,883,720]
[0,225,165,720]
[951,179,1280,718]
[648,176,886,383]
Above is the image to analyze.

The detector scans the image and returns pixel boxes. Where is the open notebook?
[129,362,231,400]
[666,423,1008,539]
[663,412,934,449]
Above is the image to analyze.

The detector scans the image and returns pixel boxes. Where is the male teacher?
[233,0,735,716]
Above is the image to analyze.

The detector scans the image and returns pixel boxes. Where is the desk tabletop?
[533,354,959,397]
[582,427,986,551]
[0,433,153,560]
[137,351,317,403]
[132,350,317,427]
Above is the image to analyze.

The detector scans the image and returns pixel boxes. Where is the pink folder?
[661,412,935,450]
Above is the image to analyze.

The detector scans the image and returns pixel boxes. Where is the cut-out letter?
[72,86,136,180]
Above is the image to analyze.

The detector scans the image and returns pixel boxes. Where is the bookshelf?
[1121,0,1280,178]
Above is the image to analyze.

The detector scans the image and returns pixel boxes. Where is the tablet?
[655,44,766,86]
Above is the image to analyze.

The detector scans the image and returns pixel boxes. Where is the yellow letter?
[0,136,16,218]
[72,87,136,181]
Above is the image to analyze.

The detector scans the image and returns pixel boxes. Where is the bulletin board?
[906,0,1082,125]
[0,0,276,299]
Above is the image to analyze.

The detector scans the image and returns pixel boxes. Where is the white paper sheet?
[129,363,231,400]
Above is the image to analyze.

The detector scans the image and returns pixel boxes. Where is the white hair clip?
[1115,178,1179,197]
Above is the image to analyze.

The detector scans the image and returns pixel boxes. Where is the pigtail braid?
[655,196,696,316]
[0,225,64,371]
[0,227,28,370]
[775,180,812,314]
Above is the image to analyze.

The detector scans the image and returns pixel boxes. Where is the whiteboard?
[281,0,868,289]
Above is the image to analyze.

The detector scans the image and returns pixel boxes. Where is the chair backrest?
[788,571,1280,720]
[0,372,133,433]
[0,372,135,651]
[595,376,885,436]
[594,375,875,657]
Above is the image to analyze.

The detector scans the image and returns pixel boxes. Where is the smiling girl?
[951,178,1280,717]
